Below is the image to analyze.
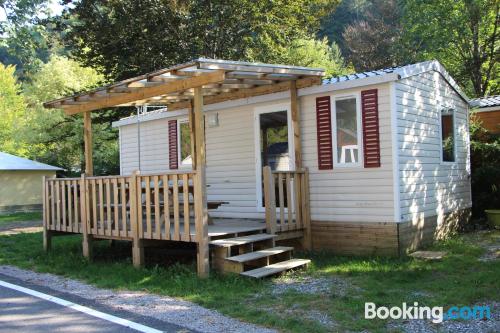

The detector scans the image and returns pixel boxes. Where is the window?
[334,96,361,165]
[178,120,192,167]
[441,109,455,162]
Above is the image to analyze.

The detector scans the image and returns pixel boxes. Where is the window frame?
[177,118,193,169]
[331,93,363,168]
[253,103,294,211]
[440,107,456,164]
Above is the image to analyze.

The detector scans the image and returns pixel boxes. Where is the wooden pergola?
[43,58,325,277]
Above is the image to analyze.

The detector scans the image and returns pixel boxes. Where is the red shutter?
[316,96,333,170]
[361,89,381,168]
[168,120,178,169]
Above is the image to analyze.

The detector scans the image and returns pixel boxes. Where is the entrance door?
[255,108,294,209]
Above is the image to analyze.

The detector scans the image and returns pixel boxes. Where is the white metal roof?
[322,60,469,103]
[112,60,472,128]
[470,95,500,108]
[0,152,63,171]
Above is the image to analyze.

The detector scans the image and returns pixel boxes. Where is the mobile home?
[43,59,472,277]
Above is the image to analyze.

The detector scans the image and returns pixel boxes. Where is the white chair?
[340,145,359,163]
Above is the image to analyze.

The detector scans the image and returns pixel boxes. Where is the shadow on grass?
[0,212,42,224]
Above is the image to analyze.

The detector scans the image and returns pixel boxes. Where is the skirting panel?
[311,208,471,256]
[311,221,399,256]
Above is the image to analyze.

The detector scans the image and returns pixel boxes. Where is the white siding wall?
[302,84,396,222]
[118,83,397,222]
[120,119,170,175]
[205,105,260,218]
[396,71,472,223]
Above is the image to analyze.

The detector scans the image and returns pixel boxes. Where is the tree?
[278,37,353,77]
[469,114,500,219]
[59,0,338,80]
[400,0,499,97]
[0,63,28,155]
[318,0,369,55]
[341,0,402,71]
[0,0,61,79]
[21,55,118,175]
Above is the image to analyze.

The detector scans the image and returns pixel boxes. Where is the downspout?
[390,81,402,255]
[136,106,142,171]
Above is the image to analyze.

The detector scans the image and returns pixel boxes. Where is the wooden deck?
[206,219,266,239]
[42,169,310,277]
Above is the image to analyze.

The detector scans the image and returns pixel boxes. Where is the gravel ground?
[0,265,276,333]
[271,274,353,297]
[478,245,500,262]
[264,275,348,330]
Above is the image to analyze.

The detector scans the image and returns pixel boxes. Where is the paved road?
[0,285,140,332]
[0,274,195,333]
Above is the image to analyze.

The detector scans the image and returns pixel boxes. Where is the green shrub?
[470,117,500,220]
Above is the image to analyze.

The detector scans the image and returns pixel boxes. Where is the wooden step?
[226,246,293,263]
[209,233,275,247]
[240,259,311,278]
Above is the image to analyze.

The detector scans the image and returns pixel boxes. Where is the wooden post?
[263,166,276,234]
[302,168,312,250]
[188,102,197,169]
[83,111,94,176]
[42,176,51,251]
[262,127,268,166]
[80,174,93,259]
[131,170,144,267]
[193,87,209,278]
[290,80,302,169]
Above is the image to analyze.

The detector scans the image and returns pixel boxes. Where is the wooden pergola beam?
[167,77,321,111]
[290,80,302,169]
[198,61,324,76]
[44,59,325,111]
[62,70,226,115]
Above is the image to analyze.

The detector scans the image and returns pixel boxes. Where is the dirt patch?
[478,245,500,262]
[260,304,338,331]
[409,251,447,261]
[271,275,356,297]
[0,220,42,235]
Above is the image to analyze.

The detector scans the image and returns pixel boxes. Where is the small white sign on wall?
[207,113,219,127]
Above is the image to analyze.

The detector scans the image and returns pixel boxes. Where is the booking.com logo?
[365,302,491,323]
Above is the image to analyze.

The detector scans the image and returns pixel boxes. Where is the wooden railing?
[43,170,199,243]
[262,166,311,238]
[134,172,196,242]
[44,178,83,234]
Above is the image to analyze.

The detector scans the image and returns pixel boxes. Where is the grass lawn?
[0,212,42,224]
[0,230,498,332]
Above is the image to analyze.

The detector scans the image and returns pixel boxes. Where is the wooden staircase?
[210,232,310,278]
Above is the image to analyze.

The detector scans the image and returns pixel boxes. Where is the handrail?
[262,166,311,248]
[271,169,306,174]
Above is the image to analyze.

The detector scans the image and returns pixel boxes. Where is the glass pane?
[335,98,359,164]
[260,111,289,171]
[259,111,289,207]
[441,113,455,162]
[179,122,192,165]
